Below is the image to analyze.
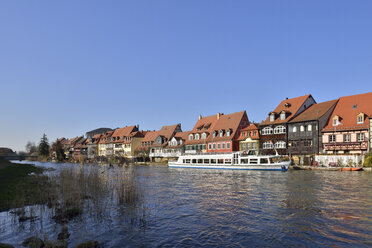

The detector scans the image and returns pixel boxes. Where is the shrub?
[363,155,372,167]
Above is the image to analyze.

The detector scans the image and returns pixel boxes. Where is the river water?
[1,161,372,247]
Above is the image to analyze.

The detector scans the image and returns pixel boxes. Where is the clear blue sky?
[1,0,371,152]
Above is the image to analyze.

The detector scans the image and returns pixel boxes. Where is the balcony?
[324,141,368,150]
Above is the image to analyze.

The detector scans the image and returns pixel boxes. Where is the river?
[1,161,372,247]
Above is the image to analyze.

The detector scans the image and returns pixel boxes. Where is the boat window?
[270,157,279,164]
[183,159,186,163]
[218,159,224,164]
[260,158,269,164]
[192,159,196,164]
[211,159,216,164]
[225,159,231,164]
[186,159,191,163]
[249,159,258,164]
[204,159,210,164]
[241,159,248,164]
[198,159,203,164]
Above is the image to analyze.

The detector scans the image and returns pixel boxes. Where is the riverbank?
[0,158,50,212]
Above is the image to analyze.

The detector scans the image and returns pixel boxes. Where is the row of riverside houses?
[56,91,372,165]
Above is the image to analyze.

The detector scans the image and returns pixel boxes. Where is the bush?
[363,155,372,167]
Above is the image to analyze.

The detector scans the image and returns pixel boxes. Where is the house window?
[217,143,221,149]
[270,114,275,122]
[189,134,193,141]
[262,127,273,135]
[304,140,312,147]
[226,143,231,149]
[307,125,312,132]
[208,144,212,150]
[213,131,217,138]
[195,134,200,140]
[344,134,350,142]
[357,133,364,142]
[357,115,364,124]
[275,141,286,149]
[274,126,286,134]
[227,129,231,137]
[253,131,257,136]
[213,143,216,149]
[300,125,305,132]
[222,143,226,149]
[280,112,286,120]
[329,135,336,143]
[201,133,207,140]
[241,143,246,150]
[263,142,273,149]
[292,126,297,132]
[219,130,224,137]
[333,118,338,126]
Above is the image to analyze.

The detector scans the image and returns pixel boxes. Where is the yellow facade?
[239,137,259,151]
[123,137,143,157]
[98,143,106,156]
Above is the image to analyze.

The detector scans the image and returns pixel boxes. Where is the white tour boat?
[168,150,290,171]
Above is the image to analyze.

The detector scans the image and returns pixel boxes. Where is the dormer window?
[357,113,364,124]
[213,131,217,138]
[189,134,193,141]
[201,133,207,140]
[280,112,286,120]
[270,114,275,122]
[219,130,224,137]
[332,116,340,126]
[226,129,231,137]
[195,134,200,140]
[284,102,291,108]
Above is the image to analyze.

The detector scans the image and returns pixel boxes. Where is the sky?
[1,0,372,152]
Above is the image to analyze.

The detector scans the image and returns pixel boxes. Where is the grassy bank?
[0,158,49,212]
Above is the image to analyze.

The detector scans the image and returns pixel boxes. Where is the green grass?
[0,159,47,212]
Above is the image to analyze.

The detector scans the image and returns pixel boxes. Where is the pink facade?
[322,130,369,154]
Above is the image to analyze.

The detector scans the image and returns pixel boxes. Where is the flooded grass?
[0,160,147,246]
[0,159,48,212]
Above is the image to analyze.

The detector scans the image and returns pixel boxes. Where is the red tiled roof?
[185,111,248,144]
[158,124,180,140]
[323,92,372,132]
[111,125,138,143]
[260,94,313,125]
[237,123,259,140]
[209,111,248,142]
[174,131,191,140]
[141,131,160,143]
[289,99,338,123]
[98,131,114,144]
[184,114,219,145]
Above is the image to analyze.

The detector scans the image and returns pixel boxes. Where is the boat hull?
[168,162,290,171]
[340,167,363,171]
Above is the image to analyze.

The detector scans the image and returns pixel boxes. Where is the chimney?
[217,113,221,119]
[199,115,202,120]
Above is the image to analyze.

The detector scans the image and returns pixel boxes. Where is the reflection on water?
[1,161,372,247]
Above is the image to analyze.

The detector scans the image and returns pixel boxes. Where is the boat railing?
[181,151,233,156]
